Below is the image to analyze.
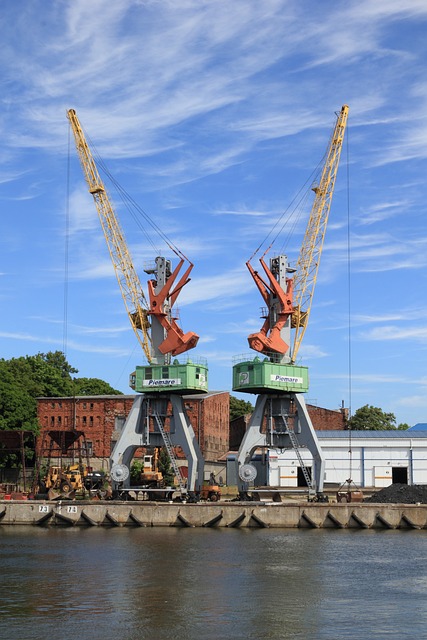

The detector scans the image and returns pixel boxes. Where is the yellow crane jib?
[67,108,152,363]
[236,104,348,394]
[291,104,349,362]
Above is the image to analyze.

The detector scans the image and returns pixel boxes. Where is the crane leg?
[235,393,325,498]
[110,393,204,496]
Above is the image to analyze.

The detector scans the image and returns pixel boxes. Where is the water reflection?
[0,527,426,639]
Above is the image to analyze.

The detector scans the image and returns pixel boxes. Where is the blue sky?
[1,0,427,427]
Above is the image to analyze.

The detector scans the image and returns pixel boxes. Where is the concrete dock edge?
[1,500,427,529]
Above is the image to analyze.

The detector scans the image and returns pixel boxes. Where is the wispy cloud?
[358,200,412,225]
[0,329,131,356]
[2,0,427,425]
[360,326,427,342]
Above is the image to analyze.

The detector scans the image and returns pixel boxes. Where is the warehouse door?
[392,467,408,484]
[297,466,312,487]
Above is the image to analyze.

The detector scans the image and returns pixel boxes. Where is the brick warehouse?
[229,403,348,450]
[36,391,230,467]
[37,393,345,468]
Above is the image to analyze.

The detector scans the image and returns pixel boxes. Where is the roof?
[317,430,427,439]
[38,390,228,401]
[408,423,427,431]
[182,390,229,400]
[37,394,135,400]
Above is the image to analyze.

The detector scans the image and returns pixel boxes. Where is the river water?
[0,526,426,639]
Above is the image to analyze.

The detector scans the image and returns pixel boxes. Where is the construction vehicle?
[42,464,107,500]
[84,470,107,491]
[43,464,84,500]
[199,471,221,501]
[234,105,349,501]
[140,451,164,488]
[67,109,206,500]
[199,484,221,502]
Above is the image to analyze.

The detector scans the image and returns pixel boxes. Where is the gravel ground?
[365,483,427,504]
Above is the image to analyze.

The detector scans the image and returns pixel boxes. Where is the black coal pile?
[365,483,427,504]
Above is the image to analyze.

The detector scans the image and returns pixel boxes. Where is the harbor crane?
[67,109,207,499]
[233,104,349,499]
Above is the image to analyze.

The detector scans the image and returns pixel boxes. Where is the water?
[0,527,426,639]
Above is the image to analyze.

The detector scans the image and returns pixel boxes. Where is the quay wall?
[1,500,427,529]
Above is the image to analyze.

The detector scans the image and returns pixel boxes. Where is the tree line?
[0,351,121,433]
[0,351,410,434]
[229,397,410,430]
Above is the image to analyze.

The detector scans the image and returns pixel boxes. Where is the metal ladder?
[274,404,315,492]
[286,428,315,493]
[152,411,187,493]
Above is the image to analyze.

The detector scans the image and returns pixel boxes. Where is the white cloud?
[2,0,427,425]
[360,326,427,342]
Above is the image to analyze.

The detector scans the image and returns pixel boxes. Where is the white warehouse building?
[267,430,427,489]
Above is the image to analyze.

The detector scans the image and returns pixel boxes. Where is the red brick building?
[183,392,229,460]
[229,403,348,450]
[308,404,348,430]
[37,391,230,466]
[37,393,345,469]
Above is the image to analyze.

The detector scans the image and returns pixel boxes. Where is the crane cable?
[63,125,71,358]
[247,170,314,264]
[84,130,189,264]
[247,120,336,265]
[345,123,353,479]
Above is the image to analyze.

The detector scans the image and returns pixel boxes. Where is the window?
[115,415,126,432]
[162,367,169,379]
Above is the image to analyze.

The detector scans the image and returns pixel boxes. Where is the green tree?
[0,351,123,471]
[348,405,397,430]
[0,351,122,433]
[72,377,121,395]
[0,364,38,431]
[230,395,254,421]
[397,423,410,430]
[5,352,76,397]
[130,459,144,485]
[158,448,175,486]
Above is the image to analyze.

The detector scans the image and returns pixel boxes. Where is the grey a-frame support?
[236,392,325,496]
[110,393,204,495]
